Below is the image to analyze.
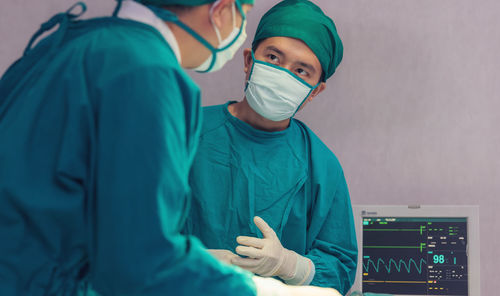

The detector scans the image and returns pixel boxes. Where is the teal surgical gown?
[0,14,255,296]
[184,102,358,294]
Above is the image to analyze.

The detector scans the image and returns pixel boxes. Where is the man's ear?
[298,83,327,112]
[210,0,234,30]
[243,48,253,73]
[310,82,326,100]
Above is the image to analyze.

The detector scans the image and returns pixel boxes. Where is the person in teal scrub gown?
[0,0,301,295]
[184,0,358,294]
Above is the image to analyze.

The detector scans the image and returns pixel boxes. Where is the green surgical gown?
[183,102,358,294]
[0,15,255,296]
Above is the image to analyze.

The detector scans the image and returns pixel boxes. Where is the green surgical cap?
[137,0,254,6]
[252,0,343,81]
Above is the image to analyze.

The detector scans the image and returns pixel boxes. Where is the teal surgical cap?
[252,0,343,81]
[137,0,254,6]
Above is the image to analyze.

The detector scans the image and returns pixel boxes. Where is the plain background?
[1,0,499,294]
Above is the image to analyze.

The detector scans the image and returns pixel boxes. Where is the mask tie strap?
[197,0,246,72]
[216,1,245,52]
[146,1,246,73]
[231,2,236,28]
[146,5,216,52]
[24,2,87,56]
[244,51,258,91]
[112,0,123,17]
[209,0,223,44]
[145,4,219,73]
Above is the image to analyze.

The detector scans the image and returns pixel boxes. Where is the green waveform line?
[364,225,427,235]
[364,243,427,252]
[363,258,427,274]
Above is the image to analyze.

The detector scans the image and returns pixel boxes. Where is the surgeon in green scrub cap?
[252,0,343,80]
[0,0,340,295]
[185,0,357,294]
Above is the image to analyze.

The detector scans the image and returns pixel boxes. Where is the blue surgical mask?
[245,51,320,122]
[146,0,247,73]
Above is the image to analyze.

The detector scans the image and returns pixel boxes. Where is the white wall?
[1,0,499,295]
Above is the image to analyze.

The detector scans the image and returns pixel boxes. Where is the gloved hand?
[252,276,342,296]
[232,216,315,285]
[208,249,241,265]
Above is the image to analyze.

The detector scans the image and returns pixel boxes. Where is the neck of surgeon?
[228,99,290,132]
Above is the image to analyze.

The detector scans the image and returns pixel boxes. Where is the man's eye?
[268,54,279,63]
[296,68,308,76]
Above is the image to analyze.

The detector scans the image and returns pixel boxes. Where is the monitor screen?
[362,217,468,295]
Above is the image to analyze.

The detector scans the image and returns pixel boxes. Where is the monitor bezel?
[349,205,480,296]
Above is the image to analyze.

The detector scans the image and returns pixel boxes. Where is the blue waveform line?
[363,258,427,274]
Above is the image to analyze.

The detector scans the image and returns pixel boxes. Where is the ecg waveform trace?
[362,217,468,295]
[363,257,427,274]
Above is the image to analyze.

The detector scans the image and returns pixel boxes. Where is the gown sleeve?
[86,53,256,295]
[305,143,358,294]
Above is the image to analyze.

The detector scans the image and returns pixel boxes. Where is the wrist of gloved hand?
[278,250,316,286]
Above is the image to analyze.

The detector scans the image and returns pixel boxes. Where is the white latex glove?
[233,216,315,285]
[252,276,342,296]
[208,249,241,265]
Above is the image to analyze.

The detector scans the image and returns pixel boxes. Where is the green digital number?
[433,255,445,264]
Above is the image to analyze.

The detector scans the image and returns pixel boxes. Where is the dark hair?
[251,38,263,52]
[163,5,194,14]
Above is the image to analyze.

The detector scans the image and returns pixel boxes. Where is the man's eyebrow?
[296,61,316,74]
[264,45,285,57]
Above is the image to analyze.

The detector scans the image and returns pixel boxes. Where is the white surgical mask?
[245,52,319,122]
[193,1,247,73]
[144,0,246,73]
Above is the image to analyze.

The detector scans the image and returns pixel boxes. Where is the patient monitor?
[350,205,479,296]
